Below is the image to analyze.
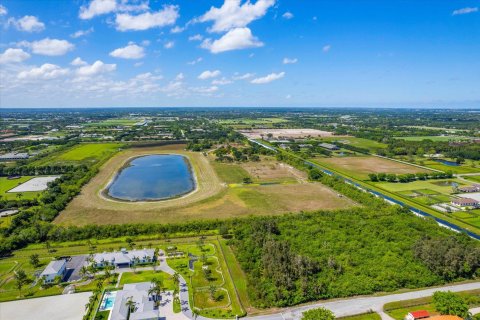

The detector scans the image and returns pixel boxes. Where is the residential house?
[405,310,430,320]
[319,143,340,150]
[458,184,480,193]
[92,248,155,268]
[109,282,160,320]
[39,259,67,283]
[451,198,480,209]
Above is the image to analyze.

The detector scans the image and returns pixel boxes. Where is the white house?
[92,249,155,268]
[109,282,160,320]
[40,259,67,283]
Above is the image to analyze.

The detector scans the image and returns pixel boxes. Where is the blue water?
[100,291,117,311]
[107,154,195,201]
[433,159,460,166]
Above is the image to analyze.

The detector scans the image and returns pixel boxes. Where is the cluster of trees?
[432,291,471,319]
[414,236,480,280]
[230,209,479,308]
[368,171,453,182]
[0,164,77,177]
[186,125,244,151]
[383,139,480,161]
[214,143,273,162]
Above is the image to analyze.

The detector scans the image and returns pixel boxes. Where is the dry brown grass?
[240,159,306,182]
[55,146,357,226]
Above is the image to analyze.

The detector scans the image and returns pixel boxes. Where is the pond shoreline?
[101,154,198,203]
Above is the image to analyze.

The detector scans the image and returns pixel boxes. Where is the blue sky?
[0,0,479,108]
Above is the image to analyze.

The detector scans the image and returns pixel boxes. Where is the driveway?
[0,292,92,320]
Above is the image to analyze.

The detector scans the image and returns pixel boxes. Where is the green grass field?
[119,270,175,290]
[338,313,381,320]
[0,176,39,200]
[394,136,472,141]
[32,143,123,166]
[320,136,387,153]
[418,159,480,174]
[212,162,251,184]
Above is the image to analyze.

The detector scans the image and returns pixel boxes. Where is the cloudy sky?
[0,0,479,108]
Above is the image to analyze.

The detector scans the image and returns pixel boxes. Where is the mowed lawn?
[420,159,480,174]
[0,176,39,200]
[312,156,431,180]
[33,143,122,165]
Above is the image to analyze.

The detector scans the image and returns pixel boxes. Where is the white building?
[92,249,155,268]
[109,282,160,320]
[39,259,67,283]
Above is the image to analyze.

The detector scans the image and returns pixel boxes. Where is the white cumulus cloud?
[0,48,30,64]
[110,44,145,59]
[18,63,69,80]
[164,41,175,49]
[76,60,116,77]
[198,70,221,80]
[27,38,74,56]
[201,27,263,53]
[452,7,478,15]
[198,0,275,33]
[189,34,203,41]
[0,5,7,16]
[187,57,203,65]
[251,71,285,84]
[283,57,297,64]
[233,72,254,80]
[170,26,184,33]
[10,15,45,32]
[71,57,87,66]
[71,27,94,38]
[79,0,117,19]
[282,11,293,19]
[115,5,179,31]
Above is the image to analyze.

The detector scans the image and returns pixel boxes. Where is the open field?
[419,158,480,174]
[394,135,472,141]
[85,118,140,127]
[32,143,123,166]
[319,136,387,153]
[313,156,432,180]
[8,176,59,192]
[240,158,306,183]
[55,145,355,226]
[239,128,335,139]
[0,176,39,200]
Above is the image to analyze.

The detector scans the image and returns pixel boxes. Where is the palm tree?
[125,296,136,319]
[171,272,180,286]
[148,277,164,303]
[79,266,89,279]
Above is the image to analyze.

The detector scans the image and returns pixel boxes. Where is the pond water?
[107,154,195,201]
[433,159,460,166]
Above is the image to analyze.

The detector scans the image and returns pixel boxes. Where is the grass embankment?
[338,313,381,320]
[384,289,480,320]
[32,143,123,166]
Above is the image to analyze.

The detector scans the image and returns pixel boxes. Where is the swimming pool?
[99,291,117,311]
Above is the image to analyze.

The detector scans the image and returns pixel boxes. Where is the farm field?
[393,135,472,141]
[55,145,356,226]
[319,136,387,153]
[312,156,432,180]
[416,158,480,174]
[32,143,123,166]
[0,176,39,200]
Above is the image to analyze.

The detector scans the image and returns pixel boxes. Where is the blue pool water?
[107,154,196,201]
[100,291,117,311]
[433,159,460,166]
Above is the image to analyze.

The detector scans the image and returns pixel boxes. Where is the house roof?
[452,197,479,205]
[409,310,430,319]
[109,282,159,320]
[93,249,155,265]
[428,316,462,320]
[40,259,66,276]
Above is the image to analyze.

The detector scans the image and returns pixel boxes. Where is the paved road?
[244,281,480,320]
